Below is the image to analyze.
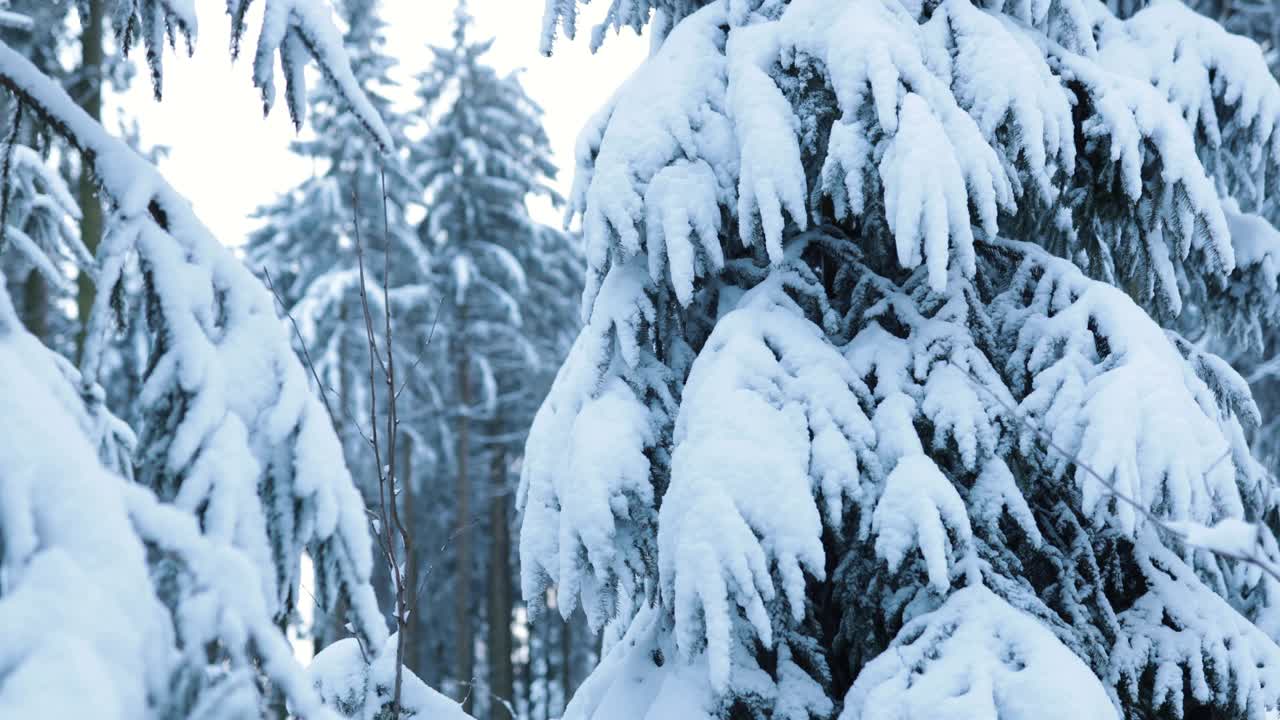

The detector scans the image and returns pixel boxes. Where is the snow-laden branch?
[0,289,341,720]
[963,366,1280,587]
[112,0,392,149]
[0,9,31,30]
[0,31,388,651]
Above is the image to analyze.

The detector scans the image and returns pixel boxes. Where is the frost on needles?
[518,1,1280,719]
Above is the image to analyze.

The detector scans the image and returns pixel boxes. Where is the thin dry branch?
[345,169,433,719]
[380,167,412,718]
[351,183,408,718]
[396,301,444,402]
[263,269,333,419]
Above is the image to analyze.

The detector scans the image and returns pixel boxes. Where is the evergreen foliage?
[520,1,1280,718]
[0,2,406,717]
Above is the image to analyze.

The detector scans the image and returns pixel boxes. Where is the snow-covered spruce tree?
[409,2,563,708]
[0,2,416,717]
[519,1,1280,718]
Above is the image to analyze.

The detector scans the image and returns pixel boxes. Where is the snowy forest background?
[7,0,1280,719]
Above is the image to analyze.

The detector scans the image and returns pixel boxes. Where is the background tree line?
[245,2,591,718]
[0,0,589,718]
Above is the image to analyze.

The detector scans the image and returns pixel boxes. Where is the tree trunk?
[402,431,425,676]
[519,610,532,720]
[541,616,552,720]
[74,0,104,365]
[561,613,573,714]
[315,307,356,657]
[594,627,604,674]
[487,440,514,719]
[454,329,475,712]
[21,270,48,343]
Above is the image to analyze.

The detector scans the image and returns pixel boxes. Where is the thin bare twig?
[396,300,444,402]
[263,268,337,424]
[343,169,430,718]
[321,380,375,447]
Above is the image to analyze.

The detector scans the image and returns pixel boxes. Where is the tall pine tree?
[410,3,568,712]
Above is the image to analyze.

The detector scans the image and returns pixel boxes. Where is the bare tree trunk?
[519,611,532,720]
[401,431,423,674]
[21,270,48,342]
[561,613,573,713]
[487,440,514,719]
[74,0,104,364]
[541,616,552,720]
[315,304,355,657]
[454,325,475,713]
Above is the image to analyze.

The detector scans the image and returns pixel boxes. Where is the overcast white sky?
[120,1,646,244]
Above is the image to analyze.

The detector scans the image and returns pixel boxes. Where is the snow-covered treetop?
[411,0,563,419]
[415,3,559,262]
[564,0,1280,325]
